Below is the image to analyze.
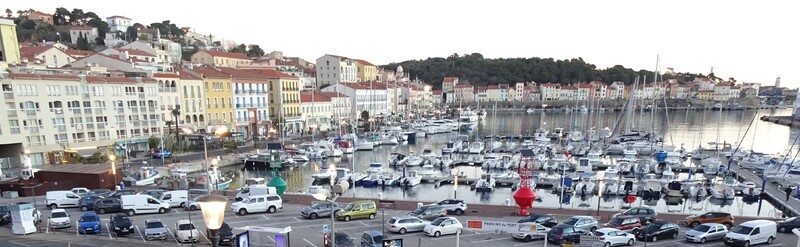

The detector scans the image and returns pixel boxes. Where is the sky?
[5,1,799,87]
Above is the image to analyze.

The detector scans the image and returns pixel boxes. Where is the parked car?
[152,150,173,158]
[121,194,170,216]
[547,225,588,244]
[79,195,104,212]
[46,190,81,209]
[230,194,282,215]
[71,187,90,196]
[110,214,135,235]
[558,216,599,232]
[685,223,727,243]
[144,219,168,241]
[614,207,657,225]
[436,199,467,215]
[517,214,559,228]
[326,231,356,247]
[185,195,202,211]
[48,209,71,229]
[217,222,236,246]
[778,216,800,232]
[685,212,734,228]
[336,200,376,222]
[0,205,12,225]
[724,220,776,247]
[175,219,200,243]
[423,217,463,237]
[512,223,549,242]
[360,230,384,247]
[635,221,679,242]
[604,215,642,233]
[94,198,123,214]
[108,189,137,199]
[78,212,101,234]
[594,228,635,246]
[139,189,166,199]
[407,205,446,221]
[386,215,429,234]
[301,201,341,220]
[86,189,113,197]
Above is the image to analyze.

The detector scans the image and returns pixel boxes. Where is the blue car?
[152,150,173,158]
[79,212,101,234]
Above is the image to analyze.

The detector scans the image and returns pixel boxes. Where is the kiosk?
[9,203,36,234]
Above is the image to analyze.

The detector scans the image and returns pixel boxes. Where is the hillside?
[382,53,704,89]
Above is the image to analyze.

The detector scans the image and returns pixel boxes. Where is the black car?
[110,214,134,235]
[615,207,657,224]
[94,198,123,214]
[79,195,104,212]
[108,189,136,198]
[635,221,679,242]
[86,189,113,198]
[217,222,236,246]
[0,205,11,225]
[517,214,559,228]
[325,231,356,247]
[547,225,587,244]
[778,216,800,232]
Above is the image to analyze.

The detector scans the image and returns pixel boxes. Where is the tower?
[776,76,781,88]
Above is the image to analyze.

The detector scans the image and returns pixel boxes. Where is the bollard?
[417,202,423,209]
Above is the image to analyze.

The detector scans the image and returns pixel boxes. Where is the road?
[2,199,799,247]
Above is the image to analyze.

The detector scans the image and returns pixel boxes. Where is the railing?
[117,122,126,128]
[7,110,17,117]
[56,125,66,131]
[29,128,39,134]
[25,110,37,116]
[158,88,177,93]
[97,123,106,128]
[93,108,103,114]
[10,128,20,134]
[82,93,90,99]
[148,107,156,112]
[131,108,138,112]
[73,138,85,143]
[140,107,147,112]
[83,108,92,114]
[86,123,94,129]
[115,108,124,114]
[3,92,14,99]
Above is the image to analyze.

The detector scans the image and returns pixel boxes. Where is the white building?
[19,45,75,67]
[106,16,133,33]
[122,40,182,64]
[321,83,387,117]
[540,83,561,100]
[318,92,351,126]
[301,91,333,132]
[68,26,98,44]
[316,54,358,87]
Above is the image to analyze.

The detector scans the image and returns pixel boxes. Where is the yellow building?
[696,90,714,100]
[187,66,235,128]
[0,19,21,65]
[355,59,378,82]
[250,69,302,134]
[190,50,252,68]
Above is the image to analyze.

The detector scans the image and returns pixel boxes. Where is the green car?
[337,200,376,222]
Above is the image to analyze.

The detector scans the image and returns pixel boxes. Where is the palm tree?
[5,9,12,18]
[171,108,181,150]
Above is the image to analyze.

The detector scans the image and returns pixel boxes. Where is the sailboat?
[710,184,735,200]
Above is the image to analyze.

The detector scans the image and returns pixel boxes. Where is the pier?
[761,115,800,128]
[727,159,800,217]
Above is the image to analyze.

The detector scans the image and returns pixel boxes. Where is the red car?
[604,215,642,234]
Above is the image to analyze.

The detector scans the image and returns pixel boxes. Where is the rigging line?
[725,112,759,170]
[784,135,800,178]
[776,118,798,172]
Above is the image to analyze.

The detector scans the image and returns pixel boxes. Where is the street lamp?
[196,194,228,247]
[109,154,117,186]
[313,193,337,247]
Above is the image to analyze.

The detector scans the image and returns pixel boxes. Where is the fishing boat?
[473,174,496,192]
[361,163,385,188]
[400,170,422,187]
[664,181,683,197]
[710,184,735,200]
[641,180,662,198]
[468,141,485,154]
[204,166,232,190]
[125,166,161,186]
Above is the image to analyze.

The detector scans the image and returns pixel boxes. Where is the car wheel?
[98,208,106,214]
[238,208,248,215]
[158,208,166,214]
[523,235,531,242]
[310,213,318,220]
[743,241,750,247]
[632,228,639,234]
[434,231,441,237]
[779,226,787,232]
[691,221,700,228]
[190,205,197,211]
[603,242,610,247]
[180,202,186,208]
[455,209,464,215]
[590,227,597,232]
[268,206,276,213]
[399,228,407,235]
[344,216,351,222]
[700,238,706,244]
[368,214,375,220]
[48,204,57,209]
[725,223,733,228]
[81,206,89,212]
[767,237,774,244]
[627,239,634,246]
[652,236,657,242]
[672,232,678,239]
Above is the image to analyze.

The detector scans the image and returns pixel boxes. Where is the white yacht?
[687,183,708,198]
[442,141,458,154]
[355,138,375,151]
[388,153,409,166]
[468,142,485,154]
[315,142,343,157]
[710,184,735,200]
[620,144,638,162]
[474,174,496,192]
[617,179,638,195]
[298,144,327,159]
[664,181,683,197]
[361,163,385,188]
[482,153,500,169]
[499,154,517,170]
[405,155,424,167]
[587,147,604,167]
[575,176,596,195]
[660,167,676,186]
[642,180,662,198]
[312,167,336,181]
[400,170,422,187]
[603,166,620,182]
[702,158,723,177]
[604,180,620,195]
[418,164,441,181]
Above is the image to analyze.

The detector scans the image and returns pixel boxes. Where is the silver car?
[386,215,429,234]
[685,223,728,243]
[512,223,549,242]
[300,201,341,220]
[144,219,167,241]
[558,216,599,232]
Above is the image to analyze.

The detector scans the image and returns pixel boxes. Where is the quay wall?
[761,115,800,128]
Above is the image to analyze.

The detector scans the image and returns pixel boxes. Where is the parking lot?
[2,199,799,247]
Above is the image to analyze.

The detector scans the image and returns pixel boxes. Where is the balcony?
[148,107,157,112]
[140,107,147,112]
[56,125,66,131]
[131,107,139,112]
[82,93,90,99]
[159,88,177,93]
[115,108,124,114]
[149,120,158,125]
[138,92,146,99]
[29,128,39,134]
[83,108,92,114]
[25,110,37,116]
[7,110,17,117]
[97,122,106,128]
[93,108,103,114]
[73,138,86,143]
[86,123,94,129]
[117,122,126,128]
[4,92,14,100]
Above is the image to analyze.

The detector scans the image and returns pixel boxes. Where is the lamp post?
[196,194,228,247]
[453,168,458,199]
[109,154,117,186]
[313,193,337,247]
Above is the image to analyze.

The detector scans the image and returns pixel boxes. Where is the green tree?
[229,43,247,54]
[86,18,109,39]
[53,7,70,25]
[125,26,138,41]
[148,136,160,149]
[69,8,85,24]
[171,108,181,150]
[76,32,90,50]
[247,44,265,57]
[360,111,371,130]
[5,8,12,18]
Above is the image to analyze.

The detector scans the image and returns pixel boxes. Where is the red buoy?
[513,186,536,216]
[626,195,636,204]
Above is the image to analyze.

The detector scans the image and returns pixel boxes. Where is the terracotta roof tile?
[116,48,155,57]
[68,25,96,31]
[201,50,251,60]
[63,49,95,58]
[153,73,181,79]
[442,77,458,83]
[354,59,375,67]
[192,66,233,79]
[540,83,560,87]
[177,69,202,80]
[301,92,331,103]
[244,69,298,79]
[19,46,55,61]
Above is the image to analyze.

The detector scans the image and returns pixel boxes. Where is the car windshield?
[562,218,579,225]
[178,224,196,230]
[731,225,753,235]
[388,218,397,224]
[694,225,711,232]
[80,216,97,222]
[113,215,130,222]
[646,223,664,231]
[593,231,606,236]
[411,207,426,214]
[343,204,354,211]
[146,221,164,228]
[431,218,446,225]
[52,212,68,218]
[608,218,624,226]
[550,227,564,234]
[372,235,383,243]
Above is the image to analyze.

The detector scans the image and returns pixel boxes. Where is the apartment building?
[300,91,332,132]
[315,54,358,86]
[187,66,235,129]
[248,69,302,134]
[317,91,351,126]
[218,68,269,139]
[321,82,388,117]
[176,69,206,128]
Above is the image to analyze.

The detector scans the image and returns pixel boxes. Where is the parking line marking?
[360,222,369,227]
[267,235,275,242]
[199,229,210,243]
[167,228,182,245]
[75,220,79,236]
[303,238,318,247]
[294,217,302,222]
[471,237,511,243]
[263,215,270,220]
[106,223,112,239]
[135,225,145,242]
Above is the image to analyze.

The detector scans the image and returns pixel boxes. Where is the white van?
[158,190,189,208]
[235,185,278,201]
[121,194,171,216]
[724,220,776,246]
[45,191,81,209]
[230,194,282,215]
